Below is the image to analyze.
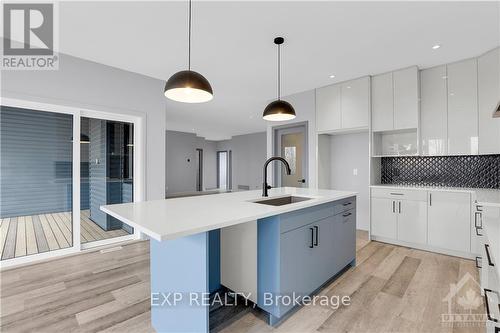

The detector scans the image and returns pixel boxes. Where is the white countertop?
[101,187,357,241]
[370,184,500,207]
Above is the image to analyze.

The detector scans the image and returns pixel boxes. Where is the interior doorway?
[273,123,308,188]
[195,148,203,191]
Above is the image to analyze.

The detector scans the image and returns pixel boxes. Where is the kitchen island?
[101,187,357,332]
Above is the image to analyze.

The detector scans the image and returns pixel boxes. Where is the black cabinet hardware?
[429,193,432,206]
[343,212,352,217]
[342,202,352,206]
[297,179,306,183]
[475,256,482,268]
[392,201,395,213]
[398,201,401,213]
[484,289,499,322]
[309,227,314,248]
[485,244,494,266]
[314,226,319,246]
[390,193,404,196]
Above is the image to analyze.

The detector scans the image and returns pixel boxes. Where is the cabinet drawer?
[371,187,427,201]
[333,197,356,215]
[280,203,334,234]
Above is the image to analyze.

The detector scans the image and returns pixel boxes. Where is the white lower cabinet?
[427,191,471,253]
[397,200,427,244]
[371,197,397,239]
[371,187,473,257]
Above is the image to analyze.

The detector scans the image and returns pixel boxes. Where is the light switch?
[353,168,358,176]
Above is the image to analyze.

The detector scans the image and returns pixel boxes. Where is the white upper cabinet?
[420,65,448,156]
[371,67,419,132]
[341,77,370,129]
[393,67,419,130]
[316,84,341,132]
[447,58,478,155]
[478,47,500,154]
[371,72,394,131]
[316,77,369,133]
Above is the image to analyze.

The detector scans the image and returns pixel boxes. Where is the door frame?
[272,122,309,188]
[1,98,144,268]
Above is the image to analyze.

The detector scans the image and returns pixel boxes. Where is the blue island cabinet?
[257,197,356,325]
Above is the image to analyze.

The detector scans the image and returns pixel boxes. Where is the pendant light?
[262,37,296,121]
[164,0,213,103]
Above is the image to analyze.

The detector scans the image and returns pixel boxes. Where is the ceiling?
[58,1,499,140]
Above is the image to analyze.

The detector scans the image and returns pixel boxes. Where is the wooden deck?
[0,210,130,261]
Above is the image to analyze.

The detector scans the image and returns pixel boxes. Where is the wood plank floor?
[0,231,486,333]
[0,210,130,261]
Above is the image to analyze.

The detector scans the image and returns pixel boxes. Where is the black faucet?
[262,157,292,197]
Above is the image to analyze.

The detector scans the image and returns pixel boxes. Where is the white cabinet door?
[420,65,448,156]
[372,72,394,131]
[393,67,419,130]
[478,47,500,154]
[371,197,397,239]
[428,191,471,253]
[316,84,341,132]
[447,59,478,155]
[397,200,427,244]
[341,77,370,129]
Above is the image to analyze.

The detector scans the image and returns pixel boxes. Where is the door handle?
[429,193,432,206]
[392,201,395,213]
[314,226,319,246]
[309,227,314,248]
[398,201,401,214]
[297,179,306,183]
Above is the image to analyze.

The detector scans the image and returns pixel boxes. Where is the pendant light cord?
[277,42,281,100]
[188,0,192,71]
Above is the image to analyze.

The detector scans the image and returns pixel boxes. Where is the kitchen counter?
[101,187,357,241]
[371,184,500,207]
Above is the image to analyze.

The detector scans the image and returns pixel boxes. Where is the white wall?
[329,132,370,230]
[1,51,166,201]
[196,137,218,190]
[266,90,317,188]
[217,132,267,190]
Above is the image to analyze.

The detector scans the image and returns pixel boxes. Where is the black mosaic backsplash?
[381,155,500,189]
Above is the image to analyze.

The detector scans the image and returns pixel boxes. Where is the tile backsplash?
[381,155,500,189]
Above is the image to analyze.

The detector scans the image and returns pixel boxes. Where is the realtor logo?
[2,2,58,69]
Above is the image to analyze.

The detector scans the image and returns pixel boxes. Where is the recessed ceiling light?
[329,75,336,78]
[432,44,441,50]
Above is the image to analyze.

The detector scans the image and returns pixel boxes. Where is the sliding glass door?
[79,117,134,246]
[0,102,141,265]
[0,106,74,261]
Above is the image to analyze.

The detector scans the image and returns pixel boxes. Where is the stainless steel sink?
[253,196,312,206]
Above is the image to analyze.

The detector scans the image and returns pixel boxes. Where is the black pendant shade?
[164,70,213,103]
[263,100,296,121]
[263,37,296,121]
[164,0,213,103]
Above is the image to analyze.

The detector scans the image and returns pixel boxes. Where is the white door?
[371,72,394,131]
[478,47,500,154]
[420,65,448,156]
[397,200,427,244]
[428,191,471,253]
[393,67,419,130]
[447,58,478,155]
[316,84,341,132]
[341,77,370,129]
[371,197,397,239]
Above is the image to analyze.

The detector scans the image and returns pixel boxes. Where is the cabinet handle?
[398,201,401,214]
[342,202,352,207]
[485,244,494,267]
[476,227,484,237]
[475,256,482,269]
[429,193,432,206]
[309,228,314,248]
[390,193,404,196]
[314,226,319,246]
[342,212,352,217]
[475,212,483,229]
[484,289,499,323]
[392,201,395,213]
